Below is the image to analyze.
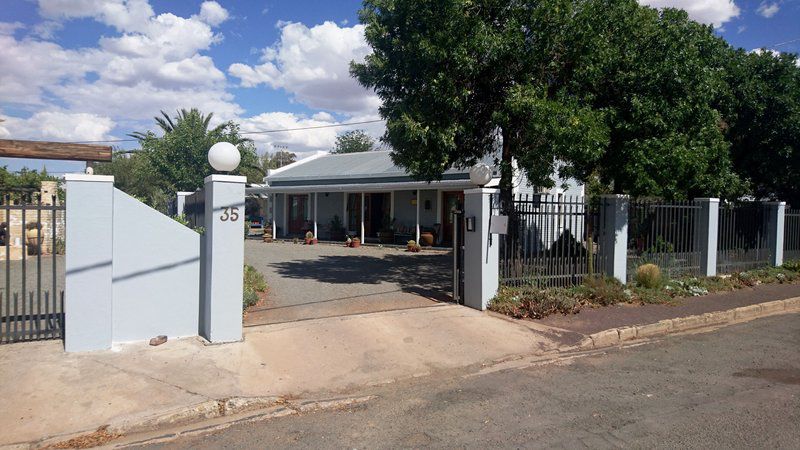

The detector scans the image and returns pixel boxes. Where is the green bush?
[243,265,267,309]
[489,286,580,319]
[577,277,629,306]
[635,264,662,288]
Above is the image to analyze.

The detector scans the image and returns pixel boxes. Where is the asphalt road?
[140,314,800,449]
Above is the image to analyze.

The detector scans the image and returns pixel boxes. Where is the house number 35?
[220,207,239,222]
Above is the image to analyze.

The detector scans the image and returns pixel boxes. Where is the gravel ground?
[140,314,800,449]
[0,255,65,316]
[244,240,455,325]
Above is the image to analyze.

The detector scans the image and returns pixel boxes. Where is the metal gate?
[1,190,65,344]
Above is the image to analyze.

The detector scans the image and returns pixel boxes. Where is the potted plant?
[345,236,352,247]
[26,222,42,255]
[406,240,417,252]
[305,231,317,245]
[330,215,346,242]
[351,236,361,248]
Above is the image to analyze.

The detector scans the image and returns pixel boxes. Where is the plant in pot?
[377,215,395,244]
[406,240,417,252]
[25,222,42,255]
[305,231,317,245]
[330,215,345,242]
[351,236,361,248]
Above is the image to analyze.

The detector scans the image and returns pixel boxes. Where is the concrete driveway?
[244,240,455,325]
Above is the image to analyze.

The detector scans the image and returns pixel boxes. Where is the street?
[137,314,800,449]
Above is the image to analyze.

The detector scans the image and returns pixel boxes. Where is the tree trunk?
[500,128,514,215]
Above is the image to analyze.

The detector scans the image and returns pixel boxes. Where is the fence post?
[600,195,628,284]
[64,174,114,352]
[765,201,786,267]
[200,175,246,343]
[695,198,720,277]
[463,188,499,311]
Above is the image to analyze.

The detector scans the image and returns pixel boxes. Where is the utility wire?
[39,119,386,145]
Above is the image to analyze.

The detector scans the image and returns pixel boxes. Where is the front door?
[288,194,308,235]
[442,191,464,246]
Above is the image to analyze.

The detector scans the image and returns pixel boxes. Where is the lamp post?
[469,163,492,187]
[208,142,240,173]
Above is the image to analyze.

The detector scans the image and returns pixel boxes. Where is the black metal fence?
[717,202,772,273]
[496,194,605,288]
[627,199,702,281]
[0,192,65,344]
[784,208,800,262]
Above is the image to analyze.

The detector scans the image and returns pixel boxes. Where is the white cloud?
[198,1,229,26]
[0,21,25,35]
[757,2,780,18]
[638,0,741,26]
[0,111,114,142]
[228,21,380,115]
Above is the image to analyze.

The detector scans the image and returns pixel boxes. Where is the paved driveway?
[244,240,454,325]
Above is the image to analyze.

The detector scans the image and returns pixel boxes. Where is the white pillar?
[271,194,277,240]
[463,188,499,311]
[695,198,719,276]
[360,192,366,242]
[415,189,421,242]
[201,174,246,343]
[64,174,114,352]
[766,202,786,267]
[313,192,318,238]
[600,195,629,284]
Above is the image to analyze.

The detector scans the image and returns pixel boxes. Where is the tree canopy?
[352,0,799,202]
[332,130,376,153]
[97,108,261,210]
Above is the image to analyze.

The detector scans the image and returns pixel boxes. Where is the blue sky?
[0,0,798,175]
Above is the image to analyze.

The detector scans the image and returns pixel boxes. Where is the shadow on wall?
[268,252,453,299]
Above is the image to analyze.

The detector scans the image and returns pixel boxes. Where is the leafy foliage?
[130,108,261,191]
[332,129,376,154]
[721,50,800,205]
[243,264,267,309]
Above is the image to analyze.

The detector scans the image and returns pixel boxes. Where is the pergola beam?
[0,139,112,162]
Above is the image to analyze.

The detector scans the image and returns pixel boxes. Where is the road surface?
[139,314,800,449]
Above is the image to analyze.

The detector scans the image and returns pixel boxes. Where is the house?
[245,150,583,247]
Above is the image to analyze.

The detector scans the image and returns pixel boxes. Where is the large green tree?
[332,129,376,153]
[130,108,260,192]
[565,1,744,199]
[721,49,800,205]
[351,0,608,207]
[352,0,748,202]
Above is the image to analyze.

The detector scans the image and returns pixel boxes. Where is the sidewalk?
[0,304,565,447]
[3,285,799,448]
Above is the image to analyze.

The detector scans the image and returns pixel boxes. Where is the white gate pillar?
[200,175,246,343]
[766,202,786,267]
[64,174,114,352]
[600,195,629,284]
[463,188,499,311]
[695,198,720,276]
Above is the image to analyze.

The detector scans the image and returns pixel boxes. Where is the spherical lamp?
[208,142,241,172]
[469,163,493,187]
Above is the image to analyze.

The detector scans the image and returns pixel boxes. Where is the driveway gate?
[0,191,65,344]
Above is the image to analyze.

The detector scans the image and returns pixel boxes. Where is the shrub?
[243,264,267,309]
[578,277,629,306]
[635,264,662,288]
[489,286,579,319]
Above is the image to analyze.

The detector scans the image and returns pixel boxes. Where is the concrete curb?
[579,297,800,350]
[20,395,376,450]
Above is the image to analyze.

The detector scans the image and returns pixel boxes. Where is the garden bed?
[489,262,800,321]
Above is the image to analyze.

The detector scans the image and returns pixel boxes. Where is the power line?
[50,119,386,145]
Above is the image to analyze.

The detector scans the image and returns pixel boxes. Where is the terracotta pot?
[305,238,314,245]
[351,240,361,248]
[407,244,414,252]
[420,232,434,246]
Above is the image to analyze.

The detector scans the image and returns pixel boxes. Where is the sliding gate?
[0,191,65,344]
